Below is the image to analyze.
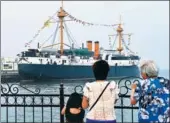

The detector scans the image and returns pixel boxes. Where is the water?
[1,69,169,122]
[159,69,169,79]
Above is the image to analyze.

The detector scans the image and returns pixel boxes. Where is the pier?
[1,70,21,82]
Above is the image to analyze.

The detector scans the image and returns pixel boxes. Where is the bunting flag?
[25,19,54,47]
[66,12,118,27]
[25,10,59,47]
[43,20,51,28]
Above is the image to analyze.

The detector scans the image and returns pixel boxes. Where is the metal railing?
[1,76,146,123]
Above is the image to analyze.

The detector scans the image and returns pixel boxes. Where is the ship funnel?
[87,41,92,51]
[94,41,99,58]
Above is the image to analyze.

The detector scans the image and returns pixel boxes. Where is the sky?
[1,1,169,70]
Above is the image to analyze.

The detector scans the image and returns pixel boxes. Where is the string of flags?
[66,12,118,27]
[25,10,59,47]
[25,10,119,47]
[25,19,54,47]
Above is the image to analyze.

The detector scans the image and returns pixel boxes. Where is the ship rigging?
[24,1,129,56]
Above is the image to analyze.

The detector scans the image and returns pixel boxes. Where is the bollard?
[60,83,64,123]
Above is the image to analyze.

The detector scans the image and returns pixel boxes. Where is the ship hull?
[18,64,140,80]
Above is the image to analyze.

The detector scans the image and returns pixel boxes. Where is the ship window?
[62,60,66,63]
[24,51,36,57]
[111,57,130,60]
[3,64,12,69]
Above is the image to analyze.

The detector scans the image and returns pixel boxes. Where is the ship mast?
[109,16,133,53]
[57,0,67,55]
[117,15,123,53]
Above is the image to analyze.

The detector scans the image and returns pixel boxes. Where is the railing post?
[60,83,64,123]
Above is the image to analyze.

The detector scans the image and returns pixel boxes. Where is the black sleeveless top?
[65,107,85,123]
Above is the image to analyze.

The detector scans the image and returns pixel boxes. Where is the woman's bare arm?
[130,83,137,105]
[61,106,66,115]
[82,96,89,109]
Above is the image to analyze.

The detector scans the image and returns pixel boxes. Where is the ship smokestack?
[94,41,99,58]
[87,41,92,51]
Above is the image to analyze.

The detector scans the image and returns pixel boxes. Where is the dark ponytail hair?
[66,92,83,108]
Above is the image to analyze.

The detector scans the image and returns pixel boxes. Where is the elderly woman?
[130,60,170,123]
[82,60,119,123]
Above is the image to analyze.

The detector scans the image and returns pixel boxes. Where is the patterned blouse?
[134,77,170,123]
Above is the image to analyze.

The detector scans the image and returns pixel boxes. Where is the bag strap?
[89,82,110,111]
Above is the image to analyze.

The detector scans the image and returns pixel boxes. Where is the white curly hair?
[140,60,159,77]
